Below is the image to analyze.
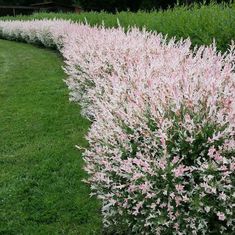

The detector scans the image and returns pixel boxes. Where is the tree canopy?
[0,0,75,6]
[0,0,232,10]
[78,0,232,11]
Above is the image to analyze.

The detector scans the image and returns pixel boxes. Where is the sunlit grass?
[0,39,101,234]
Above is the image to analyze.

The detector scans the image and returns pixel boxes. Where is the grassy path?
[0,40,101,235]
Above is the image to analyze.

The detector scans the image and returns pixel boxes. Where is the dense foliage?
[0,19,234,235]
[0,0,232,10]
[0,0,75,6]
[78,0,233,11]
[2,3,234,52]
[78,0,142,12]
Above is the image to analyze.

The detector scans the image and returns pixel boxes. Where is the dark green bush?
[77,0,233,11]
[78,0,142,12]
[1,3,234,52]
[0,0,75,5]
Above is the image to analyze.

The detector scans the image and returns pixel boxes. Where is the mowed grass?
[0,39,101,234]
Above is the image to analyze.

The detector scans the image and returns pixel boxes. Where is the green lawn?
[0,39,101,235]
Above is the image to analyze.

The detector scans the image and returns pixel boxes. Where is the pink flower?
[175,184,184,193]
[139,182,151,194]
[158,159,167,169]
[173,165,188,177]
[208,146,216,158]
[217,212,226,221]
[172,156,180,164]
[230,163,235,171]
[133,202,144,216]
[214,153,223,162]
[219,192,227,201]
[175,196,182,206]
[173,223,179,230]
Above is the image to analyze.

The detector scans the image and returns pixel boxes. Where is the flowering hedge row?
[0,20,234,234]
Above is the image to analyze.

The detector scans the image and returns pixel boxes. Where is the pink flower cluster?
[0,19,234,234]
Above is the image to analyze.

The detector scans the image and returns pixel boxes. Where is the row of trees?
[0,0,75,6]
[0,0,232,10]
[79,0,233,11]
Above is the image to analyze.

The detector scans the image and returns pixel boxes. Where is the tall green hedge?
[1,3,234,52]
[78,0,142,12]
[78,0,233,11]
[0,0,75,6]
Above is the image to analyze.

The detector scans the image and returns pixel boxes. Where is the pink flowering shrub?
[0,20,77,49]
[0,20,234,234]
[81,41,235,234]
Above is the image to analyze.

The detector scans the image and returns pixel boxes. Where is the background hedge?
[2,3,234,52]
[0,0,233,11]
[78,0,232,11]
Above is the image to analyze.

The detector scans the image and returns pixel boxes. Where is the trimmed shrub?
[0,19,234,234]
